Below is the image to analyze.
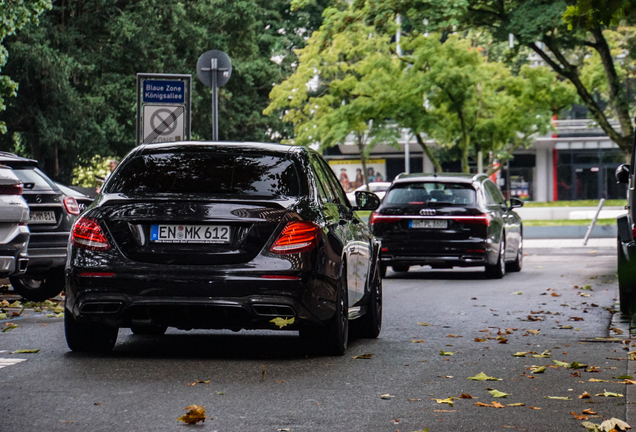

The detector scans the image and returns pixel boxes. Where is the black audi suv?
[0,152,81,300]
[370,173,523,278]
[65,142,382,355]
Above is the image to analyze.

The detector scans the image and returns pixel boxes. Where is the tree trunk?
[356,133,369,191]
[590,27,634,144]
[528,40,631,155]
[415,133,442,173]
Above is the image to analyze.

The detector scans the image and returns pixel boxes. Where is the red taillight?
[78,272,115,277]
[452,214,491,226]
[261,275,301,280]
[0,183,23,195]
[369,213,401,225]
[63,196,81,216]
[632,225,636,239]
[72,217,111,251]
[269,221,321,254]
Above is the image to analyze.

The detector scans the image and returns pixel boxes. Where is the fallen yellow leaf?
[177,405,208,425]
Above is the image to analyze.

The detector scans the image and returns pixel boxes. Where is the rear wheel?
[618,237,636,314]
[485,239,505,279]
[65,309,118,352]
[131,325,167,336]
[351,265,382,339]
[300,272,349,356]
[10,268,65,301]
[392,265,409,273]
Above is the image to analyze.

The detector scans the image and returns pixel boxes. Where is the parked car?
[65,142,382,354]
[0,165,30,277]
[0,152,81,300]
[370,173,523,278]
[55,183,94,212]
[616,162,636,313]
[346,182,391,206]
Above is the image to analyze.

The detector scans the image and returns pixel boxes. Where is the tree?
[0,0,333,182]
[362,0,635,156]
[264,10,398,189]
[0,0,51,133]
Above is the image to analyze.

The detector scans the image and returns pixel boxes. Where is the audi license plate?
[150,224,231,244]
[410,219,447,229]
[29,210,56,224]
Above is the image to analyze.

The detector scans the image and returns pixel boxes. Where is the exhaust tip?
[252,304,295,318]
[80,302,123,314]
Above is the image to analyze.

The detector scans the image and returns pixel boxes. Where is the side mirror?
[355,191,380,211]
[616,163,630,184]
[509,197,524,209]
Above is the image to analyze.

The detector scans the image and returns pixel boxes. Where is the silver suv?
[0,165,30,277]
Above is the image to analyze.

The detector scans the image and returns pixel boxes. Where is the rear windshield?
[106,152,301,198]
[384,182,476,206]
[12,167,58,192]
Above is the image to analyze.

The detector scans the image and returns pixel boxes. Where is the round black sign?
[196,50,232,88]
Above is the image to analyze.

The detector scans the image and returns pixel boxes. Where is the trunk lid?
[98,198,291,265]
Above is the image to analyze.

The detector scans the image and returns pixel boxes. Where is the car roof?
[136,141,303,157]
[393,172,489,185]
[0,152,38,167]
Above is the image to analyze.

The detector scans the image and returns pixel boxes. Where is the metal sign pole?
[210,58,218,141]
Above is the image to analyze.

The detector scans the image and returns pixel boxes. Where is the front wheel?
[10,268,65,301]
[618,237,636,314]
[485,239,505,279]
[506,237,523,273]
[351,265,382,339]
[65,309,118,352]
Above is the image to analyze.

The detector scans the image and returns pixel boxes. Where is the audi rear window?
[385,182,476,205]
[106,152,302,197]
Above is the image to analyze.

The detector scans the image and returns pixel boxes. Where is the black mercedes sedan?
[65,142,382,355]
[370,173,523,278]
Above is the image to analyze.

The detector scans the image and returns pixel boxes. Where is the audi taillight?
[369,213,401,225]
[63,196,81,216]
[72,217,111,251]
[0,183,23,195]
[270,221,321,254]
[452,214,491,226]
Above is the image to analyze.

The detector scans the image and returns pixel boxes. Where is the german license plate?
[410,219,448,229]
[150,224,231,244]
[29,210,56,224]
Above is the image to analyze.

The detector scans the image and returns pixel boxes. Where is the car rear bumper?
[65,271,337,330]
[0,229,29,277]
[379,238,493,268]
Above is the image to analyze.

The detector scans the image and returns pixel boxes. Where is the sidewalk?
[524,238,616,248]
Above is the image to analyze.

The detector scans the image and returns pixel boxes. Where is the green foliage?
[0,0,51,133]
[563,0,636,29]
[0,0,332,182]
[72,156,113,188]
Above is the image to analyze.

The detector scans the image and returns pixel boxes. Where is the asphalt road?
[0,246,630,432]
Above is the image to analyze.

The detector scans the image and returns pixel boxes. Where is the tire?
[485,238,505,279]
[392,265,409,273]
[10,268,65,301]
[351,265,382,339]
[131,325,168,336]
[506,237,523,273]
[617,237,636,314]
[300,272,349,356]
[65,308,118,352]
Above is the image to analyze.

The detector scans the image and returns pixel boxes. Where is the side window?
[310,155,335,204]
[485,180,506,206]
[318,158,350,207]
